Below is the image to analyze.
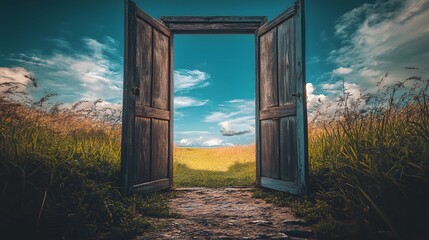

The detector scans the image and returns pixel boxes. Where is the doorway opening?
[172,34,256,187]
[121,0,308,195]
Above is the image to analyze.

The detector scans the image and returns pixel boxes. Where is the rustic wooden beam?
[159,16,268,34]
[259,104,297,120]
[135,105,170,120]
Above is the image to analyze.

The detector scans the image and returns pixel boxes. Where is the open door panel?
[121,0,173,194]
[256,0,308,195]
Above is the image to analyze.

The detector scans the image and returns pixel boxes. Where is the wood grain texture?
[134,117,151,182]
[136,7,170,37]
[255,33,261,187]
[257,6,295,36]
[136,18,152,106]
[121,0,137,194]
[260,177,299,194]
[259,28,278,109]
[135,105,170,120]
[160,16,267,34]
[152,30,169,110]
[259,103,296,120]
[151,119,169,180]
[168,35,174,187]
[256,0,307,195]
[260,120,279,179]
[122,1,172,194]
[294,0,308,195]
[278,18,296,105]
[279,117,297,181]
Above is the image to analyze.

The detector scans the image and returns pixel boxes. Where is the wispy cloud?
[307,56,321,65]
[329,0,429,90]
[204,99,255,137]
[174,69,210,92]
[333,67,353,75]
[8,36,122,103]
[309,0,429,122]
[175,133,234,147]
[174,96,208,109]
[0,67,35,99]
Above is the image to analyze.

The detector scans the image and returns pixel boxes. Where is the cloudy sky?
[1,0,428,147]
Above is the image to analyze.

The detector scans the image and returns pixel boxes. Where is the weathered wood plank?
[259,103,296,120]
[260,177,299,194]
[259,28,278,109]
[135,105,170,120]
[136,7,170,37]
[151,119,169,180]
[134,117,151,182]
[261,120,279,179]
[256,0,307,195]
[294,0,308,195]
[121,0,137,194]
[152,30,169,110]
[122,0,172,194]
[279,117,297,181]
[160,16,268,23]
[132,178,170,193]
[257,6,295,36]
[278,17,296,105]
[168,35,174,188]
[160,16,267,34]
[255,32,261,187]
[136,18,152,106]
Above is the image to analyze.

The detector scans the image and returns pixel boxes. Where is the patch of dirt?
[136,187,315,240]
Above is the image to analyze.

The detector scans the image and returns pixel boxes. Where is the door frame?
[122,0,307,194]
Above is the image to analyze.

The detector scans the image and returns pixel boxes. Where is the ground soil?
[136,187,315,240]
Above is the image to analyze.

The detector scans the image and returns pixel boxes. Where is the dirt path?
[137,187,315,240]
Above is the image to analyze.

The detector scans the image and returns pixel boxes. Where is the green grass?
[255,76,429,239]
[173,146,256,187]
[1,73,428,239]
[0,97,175,239]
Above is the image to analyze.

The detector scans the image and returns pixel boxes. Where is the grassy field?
[173,146,255,187]
[1,74,428,239]
[0,97,175,239]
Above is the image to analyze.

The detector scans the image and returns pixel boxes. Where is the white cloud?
[179,138,192,146]
[329,0,429,91]
[0,67,35,100]
[307,0,429,123]
[8,36,123,103]
[174,69,210,92]
[306,83,326,110]
[204,99,255,137]
[174,96,208,109]
[203,138,224,147]
[219,121,250,136]
[333,67,353,75]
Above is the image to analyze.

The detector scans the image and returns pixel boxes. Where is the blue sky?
[1,0,428,147]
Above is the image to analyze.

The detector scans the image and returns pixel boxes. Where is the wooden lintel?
[159,16,268,34]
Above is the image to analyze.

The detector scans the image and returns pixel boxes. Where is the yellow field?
[174,145,255,171]
[173,145,256,187]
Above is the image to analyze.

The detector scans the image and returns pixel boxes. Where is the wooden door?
[121,0,173,194]
[256,0,308,195]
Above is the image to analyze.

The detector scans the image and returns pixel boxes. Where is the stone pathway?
[137,187,315,240]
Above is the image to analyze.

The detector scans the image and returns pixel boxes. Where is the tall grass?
[256,74,429,239]
[0,91,173,239]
